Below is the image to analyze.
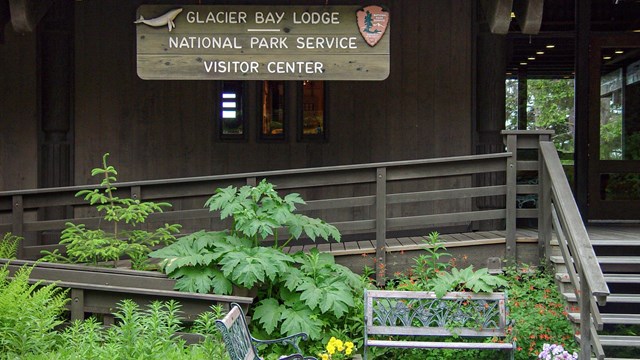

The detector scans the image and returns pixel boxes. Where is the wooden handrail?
[540,141,609,299]
[539,141,609,359]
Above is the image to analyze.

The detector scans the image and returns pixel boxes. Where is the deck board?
[282,225,639,257]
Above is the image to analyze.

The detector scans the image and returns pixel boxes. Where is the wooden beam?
[513,0,543,35]
[8,0,53,33]
[480,0,513,35]
[0,0,9,43]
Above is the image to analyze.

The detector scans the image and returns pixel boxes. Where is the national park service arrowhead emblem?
[356,5,389,47]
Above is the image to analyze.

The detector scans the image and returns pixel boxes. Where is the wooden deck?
[292,225,640,276]
[286,229,540,256]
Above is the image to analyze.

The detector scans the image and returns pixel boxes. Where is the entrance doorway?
[588,34,640,220]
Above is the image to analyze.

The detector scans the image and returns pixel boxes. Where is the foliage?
[8,301,230,360]
[0,264,69,357]
[251,249,365,341]
[392,232,506,297]
[430,266,508,298]
[0,233,22,259]
[505,79,575,153]
[41,153,181,268]
[151,180,364,357]
[502,265,578,360]
[204,179,340,248]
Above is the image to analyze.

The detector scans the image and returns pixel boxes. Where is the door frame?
[588,33,640,220]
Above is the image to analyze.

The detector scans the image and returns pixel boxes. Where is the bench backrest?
[364,289,508,338]
[215,303,260,360]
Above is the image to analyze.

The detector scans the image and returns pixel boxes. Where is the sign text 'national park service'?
[135,5,390,81]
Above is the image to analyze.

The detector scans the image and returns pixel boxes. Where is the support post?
[580,270,592,358]
[12,195,24,258]
[70,288,85,322]
[375,168,386,285]
[517,73,528,130]
[538,142,552,263]
[505,135,517,263]
[574,0,590,220]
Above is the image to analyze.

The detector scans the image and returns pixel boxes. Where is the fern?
[0,233,22,259]
[0,264,69,356]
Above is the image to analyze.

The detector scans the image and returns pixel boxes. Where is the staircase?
[552,225,640,359]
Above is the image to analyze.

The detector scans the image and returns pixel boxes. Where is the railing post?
[375,167,387,285]
[538,140,552,263]
[505,134,517,263]
[246,177,257,186]
[580,270,592,359]
[131,186,141,200]
[12,195,24,258]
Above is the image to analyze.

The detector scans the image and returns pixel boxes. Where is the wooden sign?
[135,5,390,81]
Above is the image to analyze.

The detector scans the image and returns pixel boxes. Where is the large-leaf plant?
[150,180,367,343]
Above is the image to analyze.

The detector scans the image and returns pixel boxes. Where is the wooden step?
[598,335,640,347]
[604,273,640,283]
[591,239,640,247]
[598,256,640,265]
[569,313,640,325]
[563,293,640,303]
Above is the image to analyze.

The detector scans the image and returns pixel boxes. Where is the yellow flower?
[345,348,353,355]
[345,341,354,349]
[320,354,329,360]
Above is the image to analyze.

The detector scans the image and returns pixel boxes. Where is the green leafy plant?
[430,266,508,298]
[151,180,367,358]
[501,265,578,360]
[204,179,341,249]
[41,153,181,268]
[0,232,22,259]
[0,264,69,356]
[17,300,230,359]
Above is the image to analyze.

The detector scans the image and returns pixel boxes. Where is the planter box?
[0,258,252,323]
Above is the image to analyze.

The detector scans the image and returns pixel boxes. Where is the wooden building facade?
[1,0,639,221]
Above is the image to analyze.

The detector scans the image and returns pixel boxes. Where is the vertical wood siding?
[71,0,472,184]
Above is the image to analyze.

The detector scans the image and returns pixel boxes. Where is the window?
[218,81,246,140]
[260,81,286,140]
[299,81,326,141]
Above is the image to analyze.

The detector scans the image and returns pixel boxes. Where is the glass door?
[588,34,640,220]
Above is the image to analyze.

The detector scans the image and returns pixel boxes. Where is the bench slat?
[367,339,515,350]
[367,325,506,338]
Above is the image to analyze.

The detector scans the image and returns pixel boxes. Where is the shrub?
[0,233,21,259]
[41,153,181,268]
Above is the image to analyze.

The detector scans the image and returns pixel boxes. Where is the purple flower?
[538,343,578,360]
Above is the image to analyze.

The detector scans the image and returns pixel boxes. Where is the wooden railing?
[1,148,522,281]
[538,140,610,359]
[1,131,606,304]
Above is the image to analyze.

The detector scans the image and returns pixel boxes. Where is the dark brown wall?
[0,26,38,191]
[73,0,473,184]
[0,0,474,190]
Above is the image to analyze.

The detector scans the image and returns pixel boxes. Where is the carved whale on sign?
[135,8,183,32]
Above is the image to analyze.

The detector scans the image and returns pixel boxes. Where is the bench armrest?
[253,332,316,359]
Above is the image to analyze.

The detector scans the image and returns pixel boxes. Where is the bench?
[216,303,317,360]
[364,289,515,360]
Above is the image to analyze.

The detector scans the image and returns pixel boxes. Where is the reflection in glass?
[600,173,640,200]
[599,50,640,160]
[301,81,325,138]
[261,81,285,139]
